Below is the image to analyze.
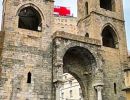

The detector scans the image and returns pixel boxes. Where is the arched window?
[85,2,88,15]
[27,72,31,83]
[18,6,42,31]
[85,33,89,37]
[100,0,115,11]
[102,25,118,48]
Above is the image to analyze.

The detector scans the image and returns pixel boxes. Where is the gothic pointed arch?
[17,3,43,31]
[101,25,118,48]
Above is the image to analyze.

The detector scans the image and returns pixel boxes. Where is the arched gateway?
[52,31,104,100]
[63,46,96,99]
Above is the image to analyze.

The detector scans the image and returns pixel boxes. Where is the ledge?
[124,68,130,72]
[52,31,101,46]
[122,87,130,91]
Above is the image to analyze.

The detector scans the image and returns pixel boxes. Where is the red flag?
[54,6,71,16]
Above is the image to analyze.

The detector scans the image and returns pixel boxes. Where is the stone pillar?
[95,85,103,100]
[53,63,63,100]
[54,80,63,100]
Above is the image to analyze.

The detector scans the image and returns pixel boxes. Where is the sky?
[0,0,129,50]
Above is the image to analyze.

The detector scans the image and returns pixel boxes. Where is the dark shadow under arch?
[18,4,43,31]
[63,46,97,99]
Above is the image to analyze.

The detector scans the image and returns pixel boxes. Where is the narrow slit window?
[27,72,31,83]
[85,2,88,15]
[114,83,117,94]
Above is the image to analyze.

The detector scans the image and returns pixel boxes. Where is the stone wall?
[0,0,128,100]
[0,0,54,100]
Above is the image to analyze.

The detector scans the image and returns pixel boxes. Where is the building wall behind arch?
[0,0,54,100]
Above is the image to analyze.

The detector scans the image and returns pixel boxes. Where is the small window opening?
[85,33,89,37]
[18,6,42,31]
[85,2,88,15]
[100,0,114,11]
[114,83,117,94]
[27,72,31,83]
[69,80,72,86]
[102,26,117,48]
[70,90,73,97]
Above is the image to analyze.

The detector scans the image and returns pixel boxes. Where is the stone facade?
[123,55,130,100]
[53,16,78,35]
[0,0,129,100]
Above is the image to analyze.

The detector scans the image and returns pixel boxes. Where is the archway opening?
[60,73,83,100]
[18,6,42,31]
[102,25,118,48]
[100,0,115,11]
[62,46,96,100]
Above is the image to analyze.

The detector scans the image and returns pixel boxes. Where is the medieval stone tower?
[0,0,128,100]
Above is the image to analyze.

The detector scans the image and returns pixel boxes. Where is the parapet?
[52,31,101,46]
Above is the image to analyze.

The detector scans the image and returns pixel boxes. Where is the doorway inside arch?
[59,73,83,100]
[58,46,97,100]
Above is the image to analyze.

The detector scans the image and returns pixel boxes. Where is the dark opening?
[85,2,88,15]
[85,33,89,37]
[18,6,42,31]
[114,83,117,94]
[100,0,113,11]
[102,26,117,48]
[27,72,31,83]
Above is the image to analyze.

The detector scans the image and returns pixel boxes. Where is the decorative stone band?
[93,83,104,100]
[124,67,130,72]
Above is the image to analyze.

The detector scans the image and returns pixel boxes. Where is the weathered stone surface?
[0,0,128,100]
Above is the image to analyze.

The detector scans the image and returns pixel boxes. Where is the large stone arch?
[54,39,102,69]
[63,46,97,99]
[52,32,104,100]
